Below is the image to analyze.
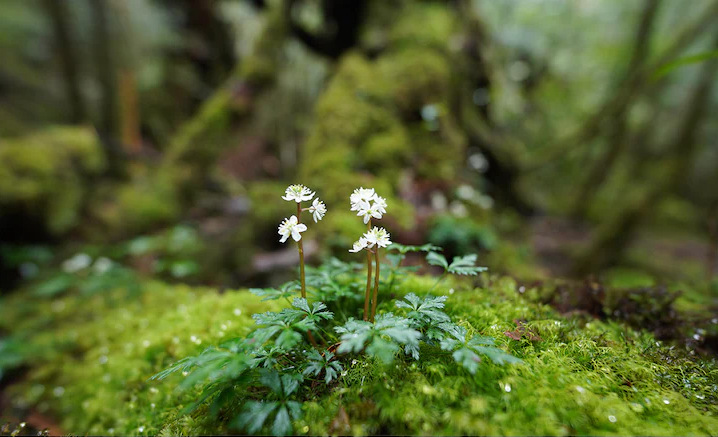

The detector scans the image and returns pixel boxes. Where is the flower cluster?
[349,227,392,253]
[278,185,325,243]
[282,184,315,203]
[350,187,387,224]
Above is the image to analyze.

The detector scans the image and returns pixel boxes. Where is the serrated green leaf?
[272,405,292,436]
[260,369,282,395]
[388,243,443,254]
[447,254,488,276]
[250,287,296,301]
[236,401,278,434]
[426,251,449,269]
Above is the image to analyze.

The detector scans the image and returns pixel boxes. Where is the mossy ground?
[1,271,716,436]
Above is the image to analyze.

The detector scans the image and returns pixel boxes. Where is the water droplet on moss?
[663,399,670,404]
[234,308,242,316]
[608,415,617,423]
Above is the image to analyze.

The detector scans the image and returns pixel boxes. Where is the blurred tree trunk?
[569,0,662,218]
[159,0,236,88]
[571,36,718,276]
[43,0,86,123]
[88,0,117,138]
[708,201,718,280]
[114,0,142,154]
[458,1,535,215]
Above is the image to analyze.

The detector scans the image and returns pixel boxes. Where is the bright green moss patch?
[2,269,717,436]
[1,283,283,435]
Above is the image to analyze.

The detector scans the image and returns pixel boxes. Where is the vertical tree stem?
[371,248,381,322]
[297,203,306,299]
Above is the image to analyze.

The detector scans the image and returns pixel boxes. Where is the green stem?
[363,220,373,321]
[426,272,447,296]
[297,203,306,299]
[371,248,380,322]
[363,252,373,321]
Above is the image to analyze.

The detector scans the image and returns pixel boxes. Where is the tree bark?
[43,0,85,123]
[88,0,117,137]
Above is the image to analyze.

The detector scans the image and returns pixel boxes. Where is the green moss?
[1,282,283,435]
[2,269,717,435]
[0,126,106,235]
[300,2,466,215]
[386,2,457,50]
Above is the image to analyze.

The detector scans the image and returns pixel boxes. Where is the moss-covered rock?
[0,126,106,237]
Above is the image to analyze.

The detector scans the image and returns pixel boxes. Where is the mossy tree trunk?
[571,35,718,276]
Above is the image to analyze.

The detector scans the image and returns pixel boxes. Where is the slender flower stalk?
[363,222,372,321]
[371,248,380,322]
[297,203,306,298]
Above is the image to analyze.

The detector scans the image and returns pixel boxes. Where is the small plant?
[152,185,520,436]
[279,184,326,299]
[348,187,391,322]
[426,251,488,292]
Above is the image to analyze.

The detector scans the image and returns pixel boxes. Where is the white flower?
[282,184,315,203]
[373,196,387,214]
[278,215,307,243]
[62,253,92,273]
[364,227,391,248]
[357,202,383,224]
[349,237,369,253]
[350,187,376,207]
[350,187,388,223]
[308,198,326,222]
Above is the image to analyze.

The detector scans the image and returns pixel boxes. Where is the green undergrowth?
[1,267,717,435]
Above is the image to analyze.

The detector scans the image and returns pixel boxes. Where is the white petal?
[280,233,289,243]
[296,223,307,232]
[291,230,302,241]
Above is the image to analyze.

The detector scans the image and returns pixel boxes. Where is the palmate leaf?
[447,254,488,276]
[335,314,421,363]
[234,370,304,436]
[235,401,279,434]
[291,298,334,323]
[439,325,521,373]
[303,350,343,384]
[250,284,298,301]
[426,251,449,269]
[426,252,488,276]
[388,243,442,254]
[251,304,320,350]
[396,293,451,329]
